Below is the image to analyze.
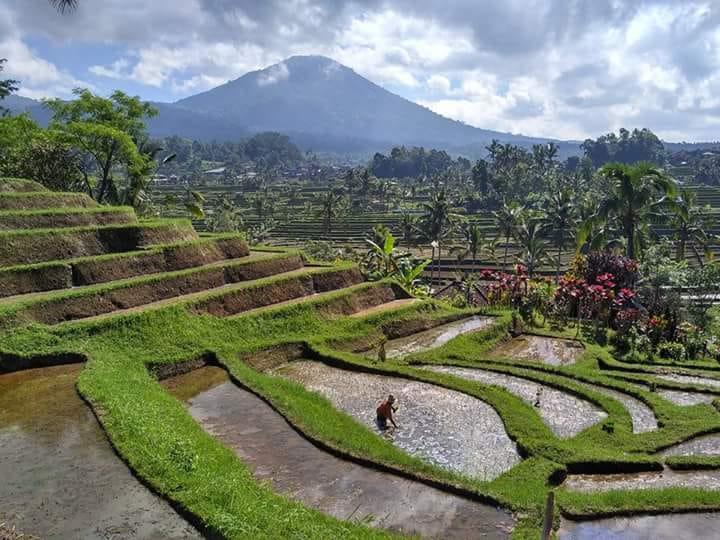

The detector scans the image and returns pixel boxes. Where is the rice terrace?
[4,1,720,539]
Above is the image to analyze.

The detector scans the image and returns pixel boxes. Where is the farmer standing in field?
[376,394,398,430]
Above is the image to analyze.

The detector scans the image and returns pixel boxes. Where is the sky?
[2,0,720,141]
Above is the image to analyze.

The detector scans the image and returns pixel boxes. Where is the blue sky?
[3,0,720,141]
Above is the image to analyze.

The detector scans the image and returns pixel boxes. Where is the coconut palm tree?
[669,189,714,265]
[453,222,487,273]
[515,215,551,277]
[594,162,677,260]
[544,189,576,282]
[50,0,77,12]
[316,189,346,235]
[493,200,525,272]
[419,189,462,284]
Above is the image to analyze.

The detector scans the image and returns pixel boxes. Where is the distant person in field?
[376,394,398,430]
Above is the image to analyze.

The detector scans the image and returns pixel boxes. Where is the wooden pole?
[542,490,555,540]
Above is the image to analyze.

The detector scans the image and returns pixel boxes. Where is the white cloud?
[257,62,289,86]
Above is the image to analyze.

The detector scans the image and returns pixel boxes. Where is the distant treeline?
[370,146,472,178]
[161,132,305,172]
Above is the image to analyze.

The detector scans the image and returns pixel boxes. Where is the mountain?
[175,55,550,149]
[4,55,578,156]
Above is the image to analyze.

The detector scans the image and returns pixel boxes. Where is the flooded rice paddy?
[423,366,606,438]
[558,513,720,539]
[274,360,522,480]
[656,373,720,389]
[0,364,199,540]
[383,316,495,358]
[490,335,584,366]
[564,467,720,492]
[660,432,720,457]
[164,366,515,539]
[573,382,657,433]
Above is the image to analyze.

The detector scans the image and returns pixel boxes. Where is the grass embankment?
[0,191,97,210]
[403,323,720,524]
[0,234,249,298]
[0,206,137,229]
[0,219,197,266]
[3,261,720,537]
[0,293,492,538]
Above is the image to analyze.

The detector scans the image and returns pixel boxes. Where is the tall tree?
[493,200,525,271]
[594,162,677,260]
[0,59,18,116]
[419,189,461,283]
[669,189,714,264]
[316,189,346,234]
[45,89,157,203]
[544,189,576,282]
[515,215,550,278]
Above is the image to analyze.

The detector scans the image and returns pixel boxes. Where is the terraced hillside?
[4,178,720,539]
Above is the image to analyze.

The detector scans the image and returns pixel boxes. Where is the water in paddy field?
[273,360,522,480]
[558,513,720,539]
[490,335,584,366]
[0,364,199,540]
[424,366,607,438]
[660,432,720,457]
[383,315,495,358]
[564,467,720,492]
[163,366,516,539]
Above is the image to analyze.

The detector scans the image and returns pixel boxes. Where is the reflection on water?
[491,335,583,366]
[425,366,607,438]
[0,365,199,539]
[559,513,720,539]
[274,360,521,480]
[165,366,515,539]
[384,316,495,358]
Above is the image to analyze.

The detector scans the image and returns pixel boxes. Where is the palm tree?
[595,162,677,260]
[669,189,714,265]
[454,222,486,273]
[493,200,525,272]
[316,189,346,235]
[419,189,461,284]
[544,189,576,282]
[50,0,77,12]
[515,216,550,277]
[399,211,418,247]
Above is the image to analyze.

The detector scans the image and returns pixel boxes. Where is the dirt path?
[164,366,515,539]
[0,365,199,539]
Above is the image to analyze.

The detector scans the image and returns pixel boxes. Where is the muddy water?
[490,335,584,366]
[618,379,715,407]
[564,467,720,492]
[660,433,720,457]
[383,316,495,358]
[424,366,606,438]
[658,388,716,406]
[0,364,199,540]
[573,382,657,433]
[558,513,720,539]
[274,360,521,480]
[656,373,720,389]
[165,367,515,539]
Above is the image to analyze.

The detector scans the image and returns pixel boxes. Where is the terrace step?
[0,178,48,192]
[0,252,305,327]
[0,191,98,210]
[348,298,418,318]
[0,235,250,298]
[0,206,138,230]
[0,220,197,267]
[57,265,364,325]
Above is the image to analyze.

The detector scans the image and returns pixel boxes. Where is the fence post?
[542,490,555,540]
